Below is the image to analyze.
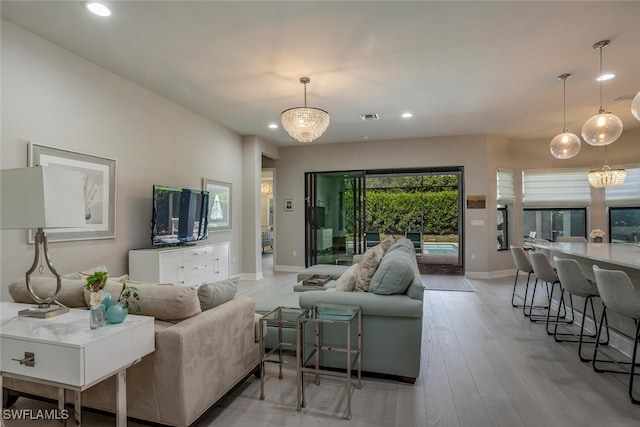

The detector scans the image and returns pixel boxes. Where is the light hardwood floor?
[6,255,640,426]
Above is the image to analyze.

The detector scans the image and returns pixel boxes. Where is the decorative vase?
[106,303,128,324]
[90,305,106,329]
[101,292,113,310]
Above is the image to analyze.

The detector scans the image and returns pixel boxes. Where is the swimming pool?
[422,243,459,255]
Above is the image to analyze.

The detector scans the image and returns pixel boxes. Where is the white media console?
[129,242,229,287]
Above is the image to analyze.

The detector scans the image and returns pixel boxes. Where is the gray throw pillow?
[197,277,239,311]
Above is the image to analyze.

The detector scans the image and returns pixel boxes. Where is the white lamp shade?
[1,166,86,229]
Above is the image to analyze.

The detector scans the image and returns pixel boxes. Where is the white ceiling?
[2,1,639,146]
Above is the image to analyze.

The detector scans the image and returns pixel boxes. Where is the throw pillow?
[369,250,415,295]
[380,235,396,252]
[335,263,358,292]
[84,282,202,322]
[8,277,87,308]
[61,265,108,280]
[197,277,239,311]
[354,244,385,292]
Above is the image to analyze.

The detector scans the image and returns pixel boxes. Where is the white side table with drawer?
[0,302,155,426]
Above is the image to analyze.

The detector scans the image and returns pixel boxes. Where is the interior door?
[305,171,365,267]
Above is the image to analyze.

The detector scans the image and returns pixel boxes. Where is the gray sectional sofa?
[257,238,425,382]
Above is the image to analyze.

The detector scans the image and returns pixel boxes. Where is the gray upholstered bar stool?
[592,265,640,404]
[553,257,608,361]
[529,252,571,333]
[510,246,535,309]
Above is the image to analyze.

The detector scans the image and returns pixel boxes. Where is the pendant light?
[587,145,627,188]
[281,77,330,143]
[550,74,581,159]
[582,40,623,146]
[632,90,640,121]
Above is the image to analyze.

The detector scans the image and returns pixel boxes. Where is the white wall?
[1,22,245,301]
[271,128,640,277]
[271,134,491,274]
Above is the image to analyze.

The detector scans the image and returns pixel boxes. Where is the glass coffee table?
[296,303,362,420]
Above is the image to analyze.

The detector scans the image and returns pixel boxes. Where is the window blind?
[496,168,515,204]
[522,169,591,207]
[605,167,640,206]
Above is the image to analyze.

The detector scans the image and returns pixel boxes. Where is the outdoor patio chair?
[405,231,422,255]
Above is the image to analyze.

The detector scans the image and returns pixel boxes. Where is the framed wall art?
[29,142,117,242]
[284,199,294,211]
[203,179,232,231]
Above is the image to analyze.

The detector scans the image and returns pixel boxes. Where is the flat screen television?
[152,185,209,246]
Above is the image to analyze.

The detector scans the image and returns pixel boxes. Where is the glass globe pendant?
[582,40,623,146]
[550,74,581,159]
[632,91,640,122]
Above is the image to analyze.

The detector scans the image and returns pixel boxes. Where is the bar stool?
[592,265,640,404]
[529,252,570,333]
[553,257,608,361]
[509,246,535,309]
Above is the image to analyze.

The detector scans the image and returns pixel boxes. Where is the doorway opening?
[305,167,463,275]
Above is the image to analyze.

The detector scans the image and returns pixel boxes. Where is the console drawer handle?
[12,352,36,367]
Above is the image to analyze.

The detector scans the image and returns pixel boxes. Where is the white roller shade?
[497,168,515,204]
[522,168,591,207]
[606,167,640,206]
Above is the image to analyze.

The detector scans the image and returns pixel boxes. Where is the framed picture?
[203,179,232,231]
[284,199,294,211]
[28,143,117,242]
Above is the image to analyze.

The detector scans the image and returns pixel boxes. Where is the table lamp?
[1,166,86,318]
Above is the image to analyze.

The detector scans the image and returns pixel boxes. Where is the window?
[522,169,591,207]
[497,205,509,251]
[523,208,587,242]
[606,167,640,207]
[497,169,515,205]
[609,207,640,243]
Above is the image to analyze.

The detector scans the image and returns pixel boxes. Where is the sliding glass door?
[305,167,464,273]
[304,171,366,267]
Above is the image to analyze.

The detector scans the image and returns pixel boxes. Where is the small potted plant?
[85,271,110,329]
[107,282,141,324]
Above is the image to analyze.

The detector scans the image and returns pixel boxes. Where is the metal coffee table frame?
[296,303,362,420]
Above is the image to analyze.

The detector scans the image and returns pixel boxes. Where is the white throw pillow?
[354,244,385,292]
[335,263,359,292]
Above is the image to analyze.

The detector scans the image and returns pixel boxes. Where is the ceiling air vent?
[360,113,380,121]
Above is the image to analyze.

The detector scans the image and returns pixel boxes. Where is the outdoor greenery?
[344,175,459,240]
[365,190,459,236]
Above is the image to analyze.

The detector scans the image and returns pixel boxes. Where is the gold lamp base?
[19,304,69,319]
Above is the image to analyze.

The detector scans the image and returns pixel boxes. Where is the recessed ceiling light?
[85,2,112,17]
[597,73,615,81]
[401,112,413,118]
[268,123,278,129]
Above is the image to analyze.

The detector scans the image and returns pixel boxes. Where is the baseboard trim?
[466,269,516,279]
[274,265,305,273]
[239,272,263,281]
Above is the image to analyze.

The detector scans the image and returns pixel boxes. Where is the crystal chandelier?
[281,77,330,143]
[550,74,581,159]
[582,40,623,146]
[587,146,627,188]
[260,182,272,195]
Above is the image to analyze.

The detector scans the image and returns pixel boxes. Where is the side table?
[258,306,303,401]
[0,302,154,426]
[297,303,362,420]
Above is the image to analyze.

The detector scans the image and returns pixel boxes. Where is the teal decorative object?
[106,303,128,324]
[101,292,113,310]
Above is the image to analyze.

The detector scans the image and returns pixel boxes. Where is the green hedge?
[364,190,458,235]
